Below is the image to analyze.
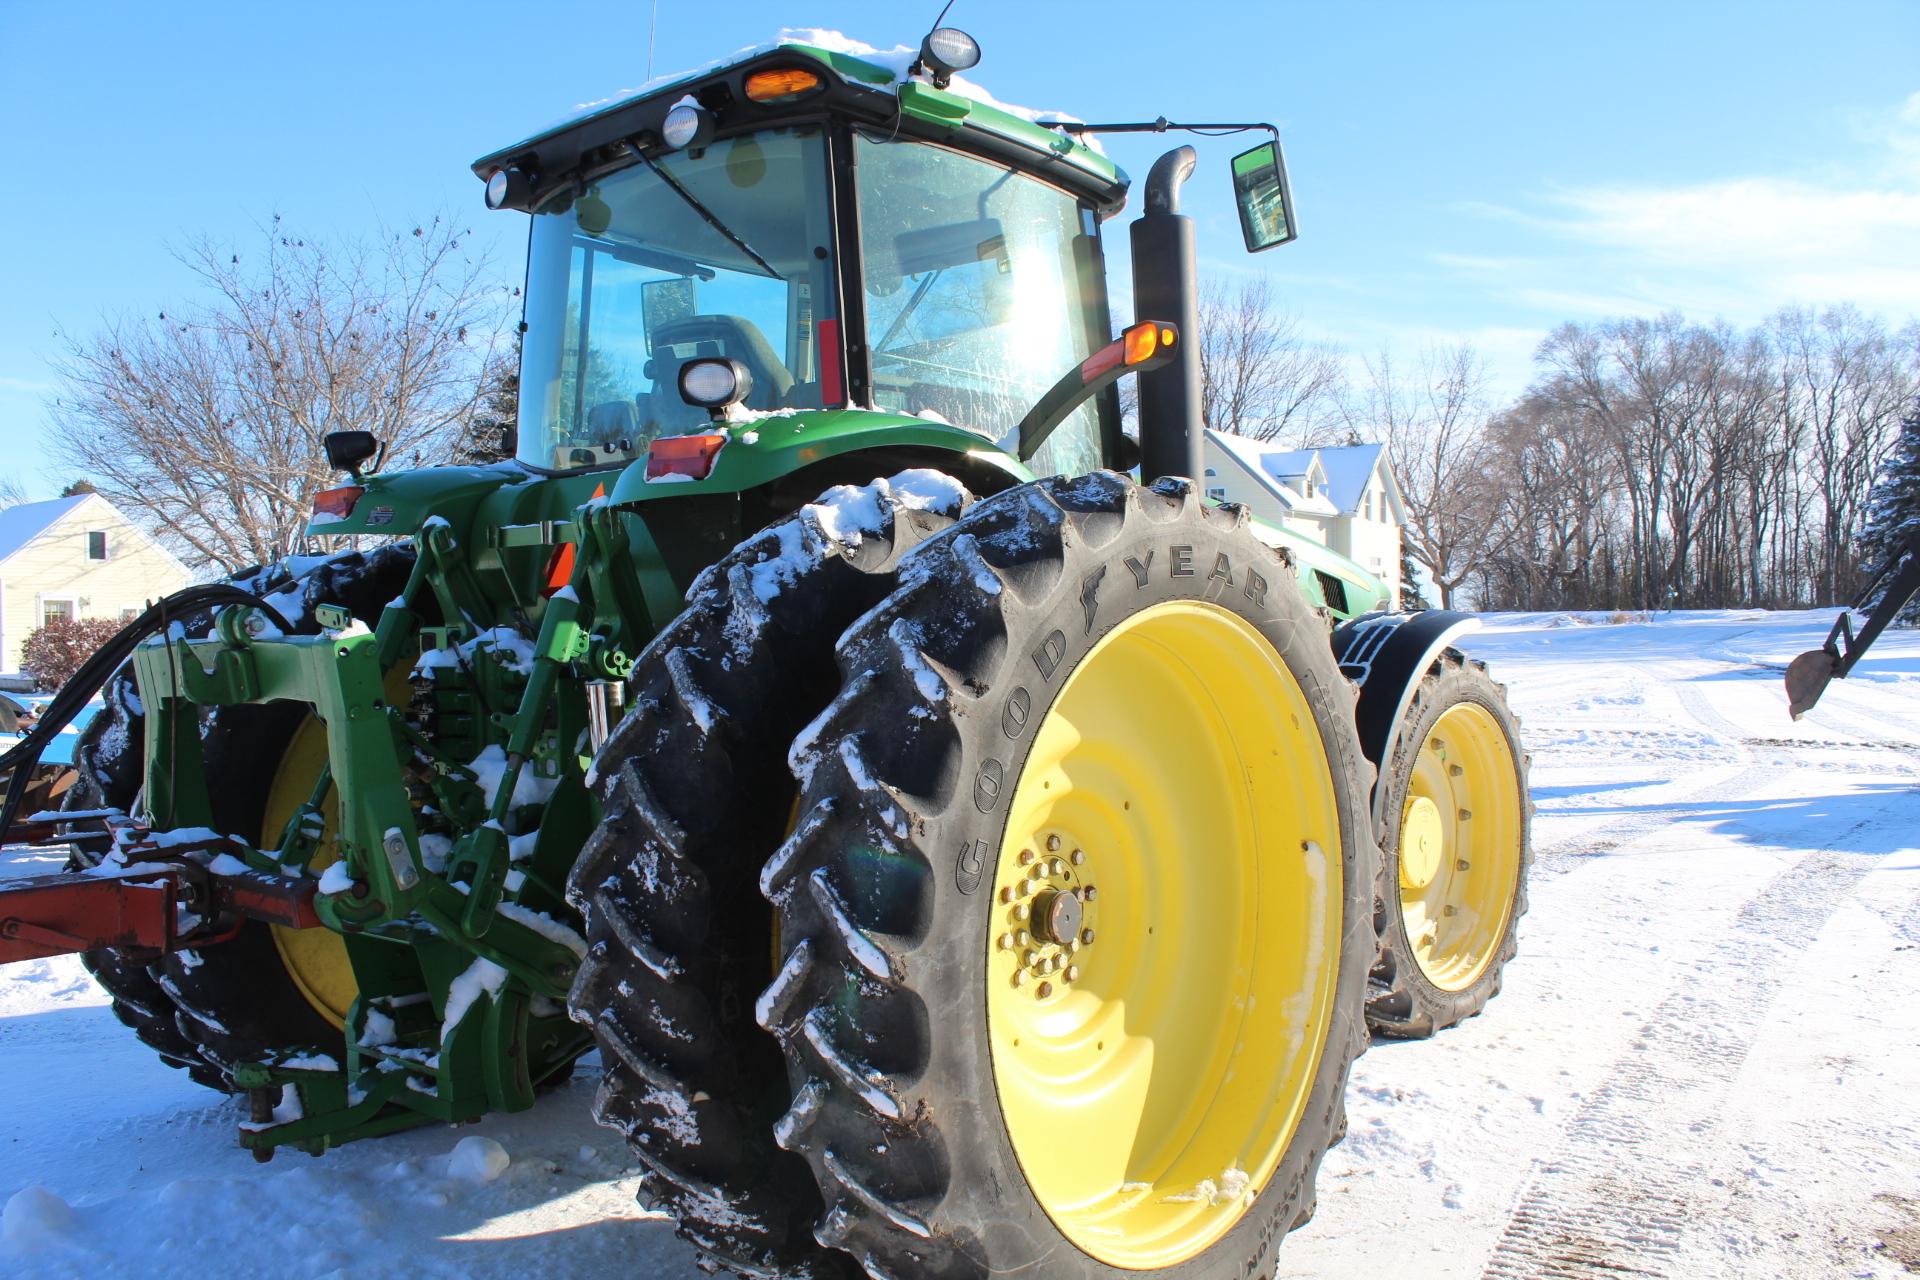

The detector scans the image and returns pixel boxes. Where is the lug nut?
[1069,938,1082,953]
[1049,858,1066,877]
[1046,835,1061,852]
[1450,764,1465,777]
[998,933,1014,950]
[999,886,1015,903]
[1456,858,1471,871]
[1012,969,1026,987]
[1037,981,1053,999]
[1065,965,1080,982]
[1015,929,1030,947]
[1013,903,1029,921]
[1458,808,1472,821]
[1070,849,1085,866]
[1084,886,1098,901]
[1018,849,1035,867]
[1081,928,1095,946]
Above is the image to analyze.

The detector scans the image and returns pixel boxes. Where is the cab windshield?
[517,125,836,471]
[855,133,1108,478]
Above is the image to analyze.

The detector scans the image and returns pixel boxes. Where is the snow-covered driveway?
[3,611,1917,1279]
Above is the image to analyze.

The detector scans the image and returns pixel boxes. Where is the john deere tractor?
[0,24,1532,1278]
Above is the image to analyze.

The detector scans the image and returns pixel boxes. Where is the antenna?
[647,0,659,81]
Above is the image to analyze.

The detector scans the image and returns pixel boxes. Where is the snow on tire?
[566,471,971,1279]
[759,474,1379,1278]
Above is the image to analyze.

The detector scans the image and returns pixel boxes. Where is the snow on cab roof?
[0,494,91,566]
[540,27,1102,153]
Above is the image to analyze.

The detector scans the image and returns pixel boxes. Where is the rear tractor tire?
[65,547,418,1087]
[1365,650,1532,1039]
[566,472,971,1278]
[760,474,1378,1278]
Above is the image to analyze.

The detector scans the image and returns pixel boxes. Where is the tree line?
[1192,279,1919,611]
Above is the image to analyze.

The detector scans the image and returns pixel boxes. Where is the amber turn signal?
[745,68,824,103]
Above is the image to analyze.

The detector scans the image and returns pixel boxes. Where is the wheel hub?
[996,834,1095,1000]
[1399,794,1445,891]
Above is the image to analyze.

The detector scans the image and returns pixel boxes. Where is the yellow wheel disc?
[263,715,358,1030]
[985,601,1343,1269]
[1399,702,1524,991]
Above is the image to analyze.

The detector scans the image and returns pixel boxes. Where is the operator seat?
[644,315,794,430]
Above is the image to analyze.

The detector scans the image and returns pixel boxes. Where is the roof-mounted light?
[662,102,716,151]
[485,166,531,211]
[916,28,981,89]
[745,68,824,104]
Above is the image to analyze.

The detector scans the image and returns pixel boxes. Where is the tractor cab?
[476,34,1134,484]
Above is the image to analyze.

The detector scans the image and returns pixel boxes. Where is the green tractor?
[1,24,1531,1278]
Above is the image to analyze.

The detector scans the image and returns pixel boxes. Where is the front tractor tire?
[760,475,1378,1278]
[566,473,971,1278]
[1365,651,1531,1039]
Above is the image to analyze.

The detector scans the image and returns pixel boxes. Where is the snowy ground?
[3,610,1917,1278]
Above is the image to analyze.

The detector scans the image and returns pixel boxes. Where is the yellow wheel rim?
[1398,702,1523,991]
[263,716,358,1030]
[985,601,1343,1269]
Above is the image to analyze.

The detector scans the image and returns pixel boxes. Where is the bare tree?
[49,216,511,574]
[1350,343,1506,608]
[1196,277,1347,444]
[0,477,26,509]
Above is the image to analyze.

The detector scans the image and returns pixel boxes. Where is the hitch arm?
[1786,534,1920,718]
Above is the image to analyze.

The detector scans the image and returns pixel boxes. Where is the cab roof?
[471,32,1130,216]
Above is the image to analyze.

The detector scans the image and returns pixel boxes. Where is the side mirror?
[323,430,381,476]
[1231,141,1297,252]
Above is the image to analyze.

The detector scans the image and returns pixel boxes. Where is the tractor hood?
[472,31,1128,217]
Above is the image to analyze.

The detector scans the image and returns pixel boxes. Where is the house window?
[41,597,76,625]
[1206,486,1227,501]
[87,530,108,560]
[120,606,141,621]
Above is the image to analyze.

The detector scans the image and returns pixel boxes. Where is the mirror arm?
[1013,323,1180,463]
[1052,119,1280,145]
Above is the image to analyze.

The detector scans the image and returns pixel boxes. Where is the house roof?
[1315,444,1390,514]
[1204,432,1405,521]
[0,495,91,566]
[1206,430,1339,517]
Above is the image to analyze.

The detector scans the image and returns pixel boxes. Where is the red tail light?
[646,433,728,481]
[311,485,364,524]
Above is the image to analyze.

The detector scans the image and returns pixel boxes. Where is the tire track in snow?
[1479,826,1891,1279]
[1530,676,1784,878]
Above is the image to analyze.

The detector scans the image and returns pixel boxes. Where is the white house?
[0,493,191,673]
[1202,429,1407,599]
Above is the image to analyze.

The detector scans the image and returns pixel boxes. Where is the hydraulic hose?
[0,585,293,839]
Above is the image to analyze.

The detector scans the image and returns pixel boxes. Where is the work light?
[679,358,752,411]
[662,102,715,151]
[918,28,981,88]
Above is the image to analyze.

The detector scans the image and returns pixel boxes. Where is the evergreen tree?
[1857,396,1920,625]
[455,333,520,466]
[1398,540,1432,611]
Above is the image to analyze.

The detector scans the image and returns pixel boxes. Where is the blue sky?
[3,0,1916,497]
